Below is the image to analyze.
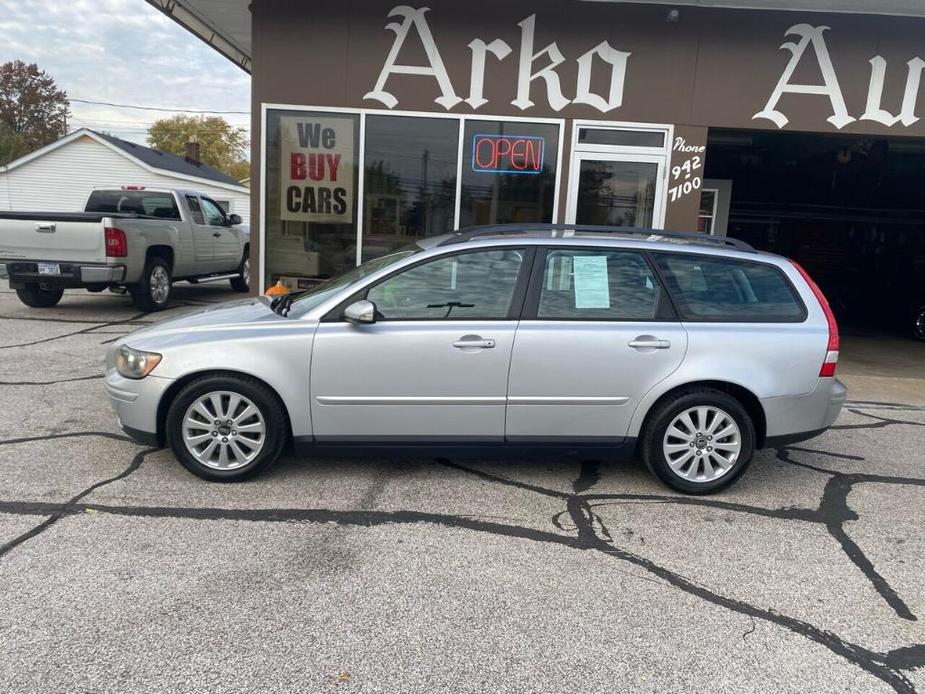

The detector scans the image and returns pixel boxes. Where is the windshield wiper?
[270,293,297,317]
[426,301,475,318]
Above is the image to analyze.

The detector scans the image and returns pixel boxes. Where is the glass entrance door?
[566,152,666,227]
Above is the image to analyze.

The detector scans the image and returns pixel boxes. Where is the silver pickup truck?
[0,187,250,312]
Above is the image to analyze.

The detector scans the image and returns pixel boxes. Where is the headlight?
[115,345,162,379]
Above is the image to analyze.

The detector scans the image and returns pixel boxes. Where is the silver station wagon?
[105,225,846,494]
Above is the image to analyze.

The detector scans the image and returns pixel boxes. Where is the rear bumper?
[4,260,125,288]
[761,378,847,447]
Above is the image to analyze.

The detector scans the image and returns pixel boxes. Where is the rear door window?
[186,196,205,225]
[655,253,805,322]
[535,249,666,321]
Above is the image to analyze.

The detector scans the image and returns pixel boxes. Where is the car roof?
[418,224,772,261]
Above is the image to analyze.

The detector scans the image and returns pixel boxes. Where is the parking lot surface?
[0,285,923,693]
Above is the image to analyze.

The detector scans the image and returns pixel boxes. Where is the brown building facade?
[244,0,925,330]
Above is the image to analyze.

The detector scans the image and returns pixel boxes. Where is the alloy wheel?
[662,405,742,483]
[181,390,266,470]
[149,265,171,305]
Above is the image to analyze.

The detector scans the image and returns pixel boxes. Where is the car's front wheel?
[229,252,249,292]
[641,388,756,495]
[166,374,288,481]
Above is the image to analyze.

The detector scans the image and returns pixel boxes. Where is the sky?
[0,0,251,145]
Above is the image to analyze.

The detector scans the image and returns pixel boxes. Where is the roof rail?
[438,224,756,252]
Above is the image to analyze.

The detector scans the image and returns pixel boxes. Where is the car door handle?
[212,232,222,237]
[628,338,671,349]
[453,337,495,349]
[35,223,56,233]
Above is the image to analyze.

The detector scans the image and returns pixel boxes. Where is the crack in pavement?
[0,406,922,690]
[0,312,148,350]
[0,447,156,560]
[0,374,100,386]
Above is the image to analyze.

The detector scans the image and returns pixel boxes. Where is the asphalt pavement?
[0,284,923,693]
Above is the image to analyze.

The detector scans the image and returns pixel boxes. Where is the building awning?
[145,0,252,73]
[148,0,925,72]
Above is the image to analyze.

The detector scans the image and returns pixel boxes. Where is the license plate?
[37,263,60,275]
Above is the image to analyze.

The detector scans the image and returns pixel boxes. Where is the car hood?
[119,297,290,345]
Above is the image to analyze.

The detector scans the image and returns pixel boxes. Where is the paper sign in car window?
[573,255,610,309]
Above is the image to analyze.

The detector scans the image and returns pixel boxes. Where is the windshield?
[285,249,421,317]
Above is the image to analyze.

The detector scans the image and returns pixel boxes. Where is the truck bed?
[0,211,138,223]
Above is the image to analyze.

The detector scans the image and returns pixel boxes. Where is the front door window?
[366,249,525,320]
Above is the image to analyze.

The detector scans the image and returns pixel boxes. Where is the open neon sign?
[471,134,545,174]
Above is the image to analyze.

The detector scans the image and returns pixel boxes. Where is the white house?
[0,129,250,224]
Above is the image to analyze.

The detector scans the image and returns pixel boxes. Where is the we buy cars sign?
[279,115,354,223]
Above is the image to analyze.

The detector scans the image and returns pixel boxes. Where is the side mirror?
[344,299,376,324]
[228,213,242,225]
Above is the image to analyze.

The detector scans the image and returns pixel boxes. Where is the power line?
[70,116,250,129]
[70,97,250,115]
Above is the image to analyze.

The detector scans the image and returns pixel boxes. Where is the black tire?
[15,283,64,308]
[641,388,756,495]
[229,250,250,293]
[130,256,172,312]
[914,305,925,342]
[165,373,288,482]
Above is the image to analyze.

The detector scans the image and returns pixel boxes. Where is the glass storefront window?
[698,189,718,233]
[362,115,458,261]
[459,120,559,227]
[264,111,563,288]
[265,109,360,290]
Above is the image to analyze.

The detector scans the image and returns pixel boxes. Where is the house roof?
[148,0,925,74]
[92,131,242,186]
[1,128,247,192]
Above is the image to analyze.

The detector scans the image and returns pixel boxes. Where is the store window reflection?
[265,109,359,290]
[459,120,558,227]
[363,115,458,261]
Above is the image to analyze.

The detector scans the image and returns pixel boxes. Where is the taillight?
[790,260,839,377]
[105,227,127,257]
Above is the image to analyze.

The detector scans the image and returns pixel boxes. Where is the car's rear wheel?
[230,252,249,292]
[166,374,287,481]
[641,388,755,495]
[15,283,64,308]
[131,257,172,312]
[914,305,925,341]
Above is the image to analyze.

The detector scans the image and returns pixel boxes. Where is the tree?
[147,114,249,181]
[0,60,70,165]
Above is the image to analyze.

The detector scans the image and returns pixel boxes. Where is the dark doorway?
[704,129,925,339]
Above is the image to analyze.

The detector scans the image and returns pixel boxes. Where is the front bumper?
[5,261,125,288]
[762,378,847,447]
[104,368,174,446]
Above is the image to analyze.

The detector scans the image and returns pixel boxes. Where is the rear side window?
[186,196,205,225]
[537,249,665,321]
[655,253,805,322]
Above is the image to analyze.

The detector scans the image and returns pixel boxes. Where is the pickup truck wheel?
[16,283,64,308]
[131,258,172,312]
[165,374,287,481]
[641,388,756,495]
[230,255,249,292]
